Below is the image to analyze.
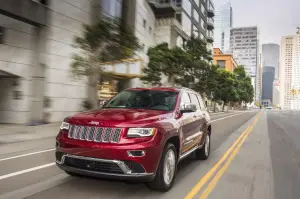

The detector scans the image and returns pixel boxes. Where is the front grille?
[64,157,124,174]
[68,125,122,143]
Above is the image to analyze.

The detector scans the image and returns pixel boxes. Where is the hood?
[68,108,173,126]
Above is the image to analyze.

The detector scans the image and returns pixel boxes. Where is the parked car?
[55,87,212,192]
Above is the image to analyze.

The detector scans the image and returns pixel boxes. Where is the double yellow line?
[185,111,262,199]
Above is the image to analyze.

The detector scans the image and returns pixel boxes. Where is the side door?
[196,94,211,145]
[188,93,205,147]
[179,91,195,154]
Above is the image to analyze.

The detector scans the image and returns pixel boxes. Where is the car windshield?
[103,90,178,111]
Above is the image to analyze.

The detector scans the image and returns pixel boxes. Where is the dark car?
[55,87,212,192]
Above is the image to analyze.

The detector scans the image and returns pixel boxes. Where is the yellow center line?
[184,111,262,199]
[198,112,262,199]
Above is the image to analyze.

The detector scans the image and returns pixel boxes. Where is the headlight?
[60,122,70,130]
[127,128,157,138]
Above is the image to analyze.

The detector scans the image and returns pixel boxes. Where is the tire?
[146,143,177,192]
[195,133,210,160]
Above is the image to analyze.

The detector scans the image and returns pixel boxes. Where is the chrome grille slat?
[68,125,75,138]
[67,125,122,143]
[102,128,112,142]
[80,126,88,140]
[111,128,121,143]
[94,127,104,142]
[73,126,80,139]
[87,127,96,141]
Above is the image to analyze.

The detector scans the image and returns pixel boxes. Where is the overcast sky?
[214,0,300,45]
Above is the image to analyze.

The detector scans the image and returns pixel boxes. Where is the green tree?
[213,69,239,111]
[71,17,141,108]
[141,43,190,86]
[233,66,254,104]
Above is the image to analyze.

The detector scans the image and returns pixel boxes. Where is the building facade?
[213,2,232,53]
[213,48,237,72]
[262,66,275,105]
[279,29,300,110]
[0,0,214,124]
[273,79,280,107]
[230,26,259,100]
[262,43,280,79]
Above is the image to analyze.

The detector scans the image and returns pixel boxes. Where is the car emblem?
[89,121,99,125]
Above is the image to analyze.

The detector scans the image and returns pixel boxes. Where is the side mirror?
[180,103,197,113]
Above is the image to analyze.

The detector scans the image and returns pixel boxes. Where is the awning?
[0,70,20,77]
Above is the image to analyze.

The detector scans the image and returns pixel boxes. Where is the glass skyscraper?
[213,2,232,53]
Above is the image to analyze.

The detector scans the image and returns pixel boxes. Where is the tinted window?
[180,92,191,105]
[103,90,178,111]
[189,93,201,110]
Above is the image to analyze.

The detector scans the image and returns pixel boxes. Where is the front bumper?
[56,153,155,182]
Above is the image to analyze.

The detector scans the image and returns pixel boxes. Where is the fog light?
[127,150,146,157]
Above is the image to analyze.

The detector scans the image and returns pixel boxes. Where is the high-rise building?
[262,43,280,78]
[262,66,275,106]
[0,0,214,124]
[213,2,232,53]
[279,29,300,110]
[230,26,259,100]
[273,79,280,107]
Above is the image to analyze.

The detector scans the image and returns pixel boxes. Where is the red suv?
[56,87,211,192]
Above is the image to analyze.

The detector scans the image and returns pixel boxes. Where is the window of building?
[193,25,199,37]
[143,19,146,28]
[201,3,206,16]
[182,0,192,16]
[217,60,226,68]
[149,26,152,34]
[201,18,205,30]
[101,0,122,18]
[193,9,199,22]
[182,12,192,36]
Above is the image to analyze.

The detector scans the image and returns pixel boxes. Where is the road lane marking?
[0,163,55,180]
[0,149,55,162]
[184,111,261,199]
[199,112,262,199]
[211,112,245,123]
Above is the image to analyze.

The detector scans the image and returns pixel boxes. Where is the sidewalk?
[0,123,60,144]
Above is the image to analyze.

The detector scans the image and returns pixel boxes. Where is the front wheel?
[146,143,177,192]
[195,133,210,160]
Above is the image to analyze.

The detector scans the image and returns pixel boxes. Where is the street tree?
[213,69,239,111]
[71,17,141,108]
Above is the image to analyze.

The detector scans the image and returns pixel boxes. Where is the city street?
[1,110,300,199]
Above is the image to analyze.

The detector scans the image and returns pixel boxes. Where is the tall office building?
[280,28,300,110]
[262,43,280,78]
[213,2,232,53]
[262,66,275,107]
[273,79,280,107]
[230,26,259,99]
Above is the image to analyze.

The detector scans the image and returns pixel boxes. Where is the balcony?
[207,9,215,17]
[207,18,214,30]
[206,30,214,43]
[148,0,180,17]
[0,0,48,26]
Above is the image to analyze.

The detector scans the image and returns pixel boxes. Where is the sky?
[214,0,300,45]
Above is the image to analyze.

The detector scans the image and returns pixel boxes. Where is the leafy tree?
[213,69,239,111]
[71,17,141,108]
[233,66,254,104]
[141,43,190,86]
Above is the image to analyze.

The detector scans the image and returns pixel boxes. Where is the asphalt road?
[5,110,300,199]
